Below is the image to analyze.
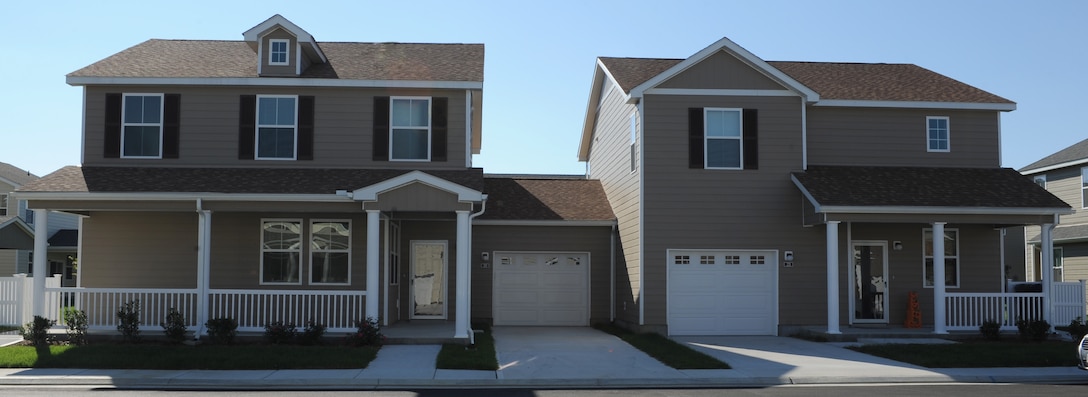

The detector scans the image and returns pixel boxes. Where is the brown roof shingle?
[479,177,615,222]
[68,39,484,82]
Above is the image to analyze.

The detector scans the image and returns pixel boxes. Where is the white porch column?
[31,209,48,317]
[366,210,380,321]
[826,221,841,334]
[454,210,470,339]
[933,222,948,334]
[196,210,211,337]
[1041,223,1054,325]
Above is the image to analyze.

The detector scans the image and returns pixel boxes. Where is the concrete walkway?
[0,327,1083,389]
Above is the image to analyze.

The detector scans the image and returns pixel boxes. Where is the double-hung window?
[261,219,302,285]
[256,95,298,160]
[1082,167,1088,209]
[923,228,959,287]
[390,97,431,161]
[310,220,351,285]
[0,194,7,216]
[1034,175,1046,189]
[630,113,638,172]
[704,108,743,169]
[121,93,163,158]
[269,39,289,65]
[927,116,950,152]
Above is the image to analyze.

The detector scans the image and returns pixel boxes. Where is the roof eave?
[1020,158,1088,175]
[65,76,483,90]
[814,99,1016,111]
[578,60,617,161]
[18,191,352,203]
[816,205,1073,216]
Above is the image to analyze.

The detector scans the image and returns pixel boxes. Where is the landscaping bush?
[979,319,1001,341]
[263,321,297,344]
[205,317,238,345]
[1065,317,1088,341]
[299,320,327,346]
[116,300,141,343]
[21,315,55,346]
[345,316,384,347]
[160,308,188,344]
[1016,317,1051,342]
[63,308,88,346]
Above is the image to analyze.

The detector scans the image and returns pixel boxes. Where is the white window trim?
[309,219,352,286]
[389,96,432,162]
[389,221,400,286]
[1034,174,1047,189]
[926,116,950,153]
[922,227,960,288]
[629,112,638,173]
[1054,246,1065,282]
[269,39,290,66]
[0,194,7,216]
[1082,167,1088,209]
[260,218,303,286]
[120,93,164,159]
[704,107,743,170]
[255,95,299,160]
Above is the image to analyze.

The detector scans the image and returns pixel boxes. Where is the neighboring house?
[578,37,1072,336]
[0,162,79,286]
[16,15,616,337]
[1018,138,1088,287]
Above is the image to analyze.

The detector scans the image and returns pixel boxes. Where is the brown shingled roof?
[479,177,615,222]
[598,57,681,93]
[68,39,484,82]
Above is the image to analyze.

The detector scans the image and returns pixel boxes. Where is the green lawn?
[593,323,730,369]
[436,328,498,370]
[850,340,1077,368]
[0,344,379,369]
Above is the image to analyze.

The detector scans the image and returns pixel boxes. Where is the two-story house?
[17,15,617,339]
[1018,138,1088,290]
[579,37,1072,336]
[0,162,79,285]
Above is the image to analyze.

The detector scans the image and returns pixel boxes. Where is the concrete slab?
[358,344,439,379]
[434,369,496,379]
[493,327,682,380]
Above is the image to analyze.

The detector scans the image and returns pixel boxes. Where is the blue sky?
[2,1,1085,177]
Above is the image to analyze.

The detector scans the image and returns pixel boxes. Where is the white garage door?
[493,251,589,326]
[668,249,777,335]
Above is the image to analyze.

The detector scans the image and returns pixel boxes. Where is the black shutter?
[688,108,704,169]
[162,94,181,159]
[373,96,390,161]
[104,93,122,158]
[743,108,758,170]
[431,97,448,162]
[238,95,256,160]
[297,96,315,160]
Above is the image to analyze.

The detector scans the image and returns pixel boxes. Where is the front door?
[410,241,447,319]
[852,241,889,323]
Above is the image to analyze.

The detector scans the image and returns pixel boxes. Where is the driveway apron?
[493,327,682,380]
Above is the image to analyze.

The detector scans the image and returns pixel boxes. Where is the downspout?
[999,228,1007,292]
[801,96,808,170]
[610,222,616,322]
[466,195,487,345]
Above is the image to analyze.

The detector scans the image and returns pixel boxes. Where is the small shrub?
[299,320,327,346]
[116,300,141,343]
[263,321,297,344]
[160,308,188,344]
[21,315,55,346]
[979,320,1001,341]
[345,316,384,347]
[1066,317,1088,341]
[1016,317,1051,342]
[205,317,238,345]
[63,308,88,345]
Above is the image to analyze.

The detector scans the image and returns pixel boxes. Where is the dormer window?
[269,39,290,66]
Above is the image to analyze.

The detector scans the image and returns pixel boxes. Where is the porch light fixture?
[481,252,490,262]
[894,241,903,251]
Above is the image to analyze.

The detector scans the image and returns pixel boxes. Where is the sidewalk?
[0,330,1083,389]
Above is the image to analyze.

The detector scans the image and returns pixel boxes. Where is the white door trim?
[850,240,889,324]
[409,240,448,320]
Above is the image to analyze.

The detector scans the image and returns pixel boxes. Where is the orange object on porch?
[904,291,922,328]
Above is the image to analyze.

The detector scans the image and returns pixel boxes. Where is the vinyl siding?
[586,77,642,325]
[1058,243,1088,314]
[1046,167,1088,225]
[658,51,784,90]
[471,225,614,324]
[81,212,198,288]
[0,250,16,276]
[259,28,297,77]
[82,86,470,169]
[807,107,1001,168]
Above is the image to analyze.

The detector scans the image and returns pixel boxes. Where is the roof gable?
[1019,138,1088,174]
[242,14,327,64]
[658,50,785,90]
[0,162,37,188]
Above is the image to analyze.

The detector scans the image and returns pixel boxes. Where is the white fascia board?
[472,219,616,227]
[66,76,482,90]
[578,62,611,161]
[817,205,1075,216]
[644,88,798,97]
[1020,158,1088,175]
[628,37,820,103]
[352,170,483,202]
[17,192,351,203]
[814,99,1016,111]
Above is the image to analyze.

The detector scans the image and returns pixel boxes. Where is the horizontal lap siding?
[81,212,198,288]
[807,107,1000,168]
[1047,167,1087,225]
[658,51,784,90]
[82,86,469,169]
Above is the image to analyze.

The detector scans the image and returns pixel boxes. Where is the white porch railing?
[44,288,200,330]
[946,281,1087,331]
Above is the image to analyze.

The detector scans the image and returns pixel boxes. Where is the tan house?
[578,37,1075,336]
[0,162,78,285]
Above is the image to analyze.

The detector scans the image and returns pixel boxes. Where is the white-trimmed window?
[390,97,431,161]
[256,95,297,160]
[1082,167,1088,209]
[629,113,638,172]
[269,39,290,66]
[261,219,302,285]
[923,228,959,287]
[121,93,163,158]
[0,194,7,216]
[1053,247,1065,282]
[704,108,743,169]
[310,220,351,285]
[927,116,950,152]
[389,221,400,285]
[1034,175,1046,189]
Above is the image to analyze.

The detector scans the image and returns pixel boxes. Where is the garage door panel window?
[668,249,777,336]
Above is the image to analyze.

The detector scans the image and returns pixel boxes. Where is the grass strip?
[436,330,498,370]
[0,344,379,370]
[850,340,1077,368]
[594,323,730,369]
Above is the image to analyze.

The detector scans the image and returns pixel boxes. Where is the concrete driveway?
[493,327,682,380]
